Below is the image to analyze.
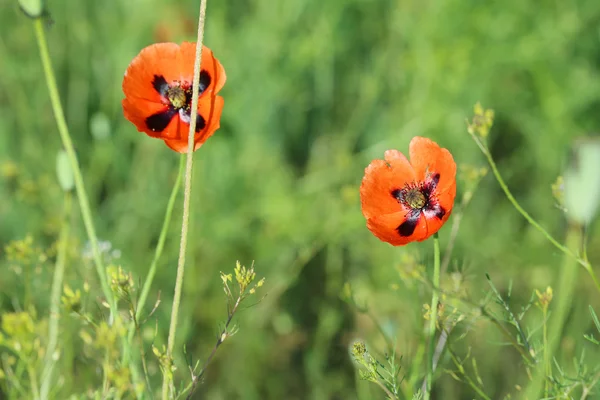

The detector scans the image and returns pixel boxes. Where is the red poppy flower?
[360,137,457,246]
[122,42,226,153]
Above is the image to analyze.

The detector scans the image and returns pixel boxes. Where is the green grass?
[1,0,600,398]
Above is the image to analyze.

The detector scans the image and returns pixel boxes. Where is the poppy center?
[405,188,427,209]
[167,86,188,109]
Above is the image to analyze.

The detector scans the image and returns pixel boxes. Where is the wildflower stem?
[126,156,184,350]
[424,233,441,400]
[27,365,41,400]
[523,223,582,399]
[33,19,116,314]
[469,133,600,291]
[162,0,209,398]
[542,306,549,398]
[447,347,492,400]
[40,192,72,400]
[34,18,145,394]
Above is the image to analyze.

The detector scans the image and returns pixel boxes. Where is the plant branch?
[424,233,441,400]
[40,192,72,399]
[162,1,209,397]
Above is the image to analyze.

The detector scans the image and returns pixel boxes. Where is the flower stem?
[33,17,143,393]
[33,19,116,321]
[126,156,184,348]
[542,306,549,398]
[424,233,441,400]
[469,133,600,291]
[162,1,209,398]
[40,192,72,399]
[523,223,582,399]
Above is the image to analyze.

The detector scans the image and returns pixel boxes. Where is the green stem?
[33,18,141,394]
[125,157,184,347]
[469,134,600,291]
[162,1,209,397]
[27,365,41,400]
[447,349,491,400]
[424,233,441,400]
[542,307,549,398]
[33,19,116,315]
[523,224,582,398]
[40,192,72,399]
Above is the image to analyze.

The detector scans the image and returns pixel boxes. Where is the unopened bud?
[18,0,44,18]
[563,137,600,225]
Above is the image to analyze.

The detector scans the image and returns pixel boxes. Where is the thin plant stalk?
[162,1,209,397]
[468,132,600,291]
[183,296,241,399]
[33,19,116,316]
[125,156,185,349]
[523,223,582,399]
[424,233,441,400]
[447,348,491,400]
[33,18,142,391]
[542,302,549,398]
[40,192,72,399]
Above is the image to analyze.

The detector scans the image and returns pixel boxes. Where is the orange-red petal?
[122,42,226,152]
[360,149,416,220]
[409,136,456,194]
[366,211,429,246]
[164,95,224,153]
[122,43,182,103]
[179,42,227,97]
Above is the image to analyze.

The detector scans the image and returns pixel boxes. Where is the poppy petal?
[360,150,416,220]
[422,203,450,236]
[164,95,224,153]
[122,43,182,103]
[123,42,225,153]
[366,211,428,246]
[434,184,456,214]
[122,98,174,138]
[179,42,226,95]
[409,136,456,194]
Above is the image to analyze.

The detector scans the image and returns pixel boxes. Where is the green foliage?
[2,0,600,398]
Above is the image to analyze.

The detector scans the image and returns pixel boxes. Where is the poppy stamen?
[167,85,188,109]
[393,185,431,211]
[405,189,426,209]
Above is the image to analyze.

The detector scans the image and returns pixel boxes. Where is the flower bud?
[56,150,74,192]
[563,137,600,225]
[18,0,44,18]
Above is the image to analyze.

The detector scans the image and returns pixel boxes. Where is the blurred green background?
[1,0,600,398]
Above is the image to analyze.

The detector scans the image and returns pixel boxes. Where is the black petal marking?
[431,173,440,187]
[397,210,421,237]
[146,108,177,132]
[199,70,211,94]
[152,75,169,97]
[391,189,402,201]
[194,114,207,132]
[435,206,446,220]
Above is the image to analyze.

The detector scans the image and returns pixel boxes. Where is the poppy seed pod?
[563,137,600,226]
[18,0,44,18]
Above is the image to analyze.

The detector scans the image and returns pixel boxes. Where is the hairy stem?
[33,17,144,392]
[40,192,71,399]
[424,233,441,400]
[34,19,116,314]
[162,1,209,398]
[125,156,184,350]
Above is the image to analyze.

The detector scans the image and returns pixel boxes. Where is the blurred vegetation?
[1,0,600,398]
